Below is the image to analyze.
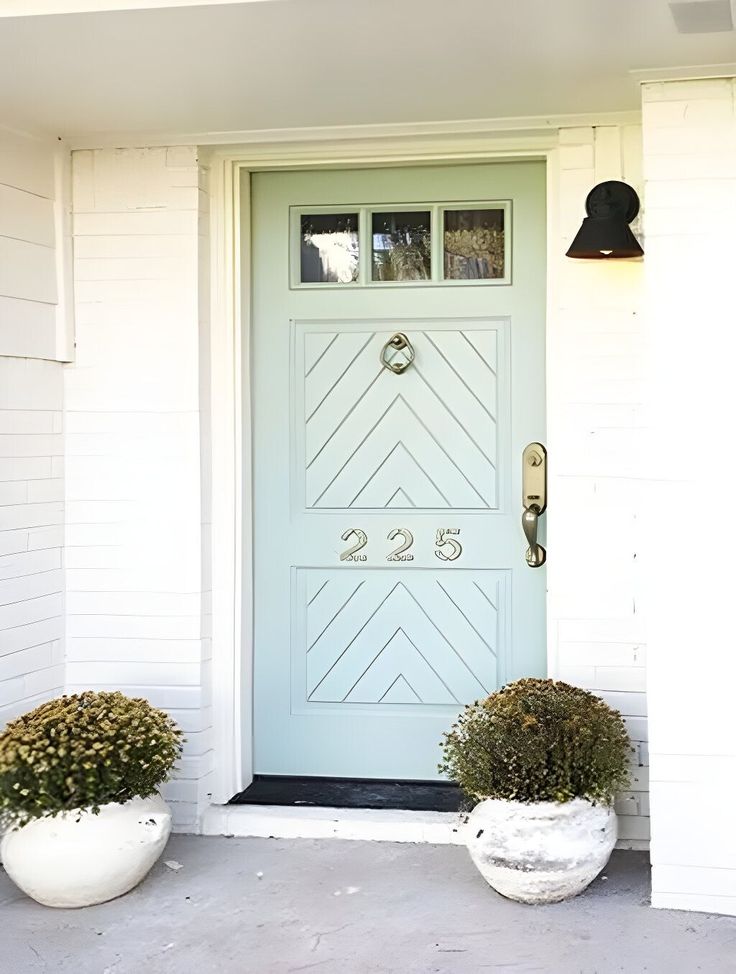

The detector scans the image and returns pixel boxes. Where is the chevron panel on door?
[294,320,508,510]
[293,568,508,709]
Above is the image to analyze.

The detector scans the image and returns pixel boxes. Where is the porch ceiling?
[0,0,734,141]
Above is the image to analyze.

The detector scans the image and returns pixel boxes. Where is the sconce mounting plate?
[585,180,640,223]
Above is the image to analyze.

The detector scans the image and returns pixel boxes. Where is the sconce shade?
[566,180,644,259]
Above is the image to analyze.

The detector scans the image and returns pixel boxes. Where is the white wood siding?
[0,129,69,728]
[0,357,65,726]
[0,127,72,361]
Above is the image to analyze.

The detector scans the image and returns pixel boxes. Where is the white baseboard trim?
[201,803,467,844]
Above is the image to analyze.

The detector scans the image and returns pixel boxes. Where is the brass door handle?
[380,333,415,374]
[522,442,547,568]
[522,507,546,568]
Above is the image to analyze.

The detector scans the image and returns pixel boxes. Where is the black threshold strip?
[230,775,465,813]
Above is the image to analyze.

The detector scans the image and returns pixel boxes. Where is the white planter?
[0,794,172,908]
[465,797,616,904]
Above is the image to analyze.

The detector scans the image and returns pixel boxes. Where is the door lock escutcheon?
[522,442,547,568]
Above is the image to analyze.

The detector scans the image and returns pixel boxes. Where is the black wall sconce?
[566,180,643,259]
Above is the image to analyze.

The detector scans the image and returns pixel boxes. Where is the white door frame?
[205,128,564,808]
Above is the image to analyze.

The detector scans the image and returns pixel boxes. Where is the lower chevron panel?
[292,567,509,711]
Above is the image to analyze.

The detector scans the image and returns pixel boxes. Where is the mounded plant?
[440,677,630,804]
[0,691,183,908]
[0,690,183,828]
[441,678,632,904]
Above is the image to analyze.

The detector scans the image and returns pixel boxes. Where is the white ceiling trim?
[65,109,643,151]
[0,0,282,16]
[630,60,736,82]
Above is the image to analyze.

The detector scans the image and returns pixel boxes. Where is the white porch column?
[643,76,736,915]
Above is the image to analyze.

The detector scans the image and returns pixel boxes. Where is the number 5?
[435,529,462,562]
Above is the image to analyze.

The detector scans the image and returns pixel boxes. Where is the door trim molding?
[205,134,561,810]
[67,110,640,150]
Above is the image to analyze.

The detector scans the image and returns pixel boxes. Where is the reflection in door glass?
[443,208,505,280]
[300,213,359,284]
[372,211,431,282]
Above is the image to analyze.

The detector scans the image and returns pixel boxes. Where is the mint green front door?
[250,162,546,780]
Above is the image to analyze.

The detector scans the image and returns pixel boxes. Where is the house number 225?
[338,528,462,562]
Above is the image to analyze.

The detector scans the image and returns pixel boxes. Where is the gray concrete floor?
[3,837,736,974]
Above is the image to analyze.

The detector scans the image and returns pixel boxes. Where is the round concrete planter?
[465,797,616,904]
[0,794,171,908]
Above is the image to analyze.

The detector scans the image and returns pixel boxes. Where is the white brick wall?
[66,147,213,830]
[548,124,649,846]
[61,133,652,840]
[642,76,736,915]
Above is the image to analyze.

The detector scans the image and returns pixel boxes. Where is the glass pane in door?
[443,207,506,280]
[300,213,359,284]
[371,210,431,282]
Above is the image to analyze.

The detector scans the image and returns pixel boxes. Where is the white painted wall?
[65,147,213,830]
[0,128,69,729]
[547,124,649,847]
[642,75,736,916]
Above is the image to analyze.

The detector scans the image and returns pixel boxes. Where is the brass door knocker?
[380,333,415,374]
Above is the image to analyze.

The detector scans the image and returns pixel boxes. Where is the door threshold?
[201,803,467,845]
[230,775,464,812]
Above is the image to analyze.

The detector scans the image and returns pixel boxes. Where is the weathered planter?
[0,794,171,908]
[465,797,616,904]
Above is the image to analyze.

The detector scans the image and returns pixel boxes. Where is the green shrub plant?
[0,691,182,827]
[440,678,630,804]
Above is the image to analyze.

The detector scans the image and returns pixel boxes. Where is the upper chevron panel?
[295,320,507,510]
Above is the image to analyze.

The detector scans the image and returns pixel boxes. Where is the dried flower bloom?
[0,691,183,827]
[439,678,630,805]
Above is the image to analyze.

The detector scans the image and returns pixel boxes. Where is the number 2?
[386,528,414,561]
[340,528,368,561]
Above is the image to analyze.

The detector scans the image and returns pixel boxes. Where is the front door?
[250,162,546,780]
